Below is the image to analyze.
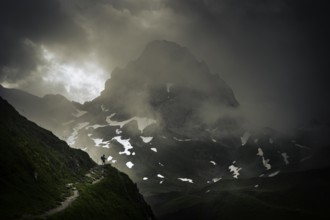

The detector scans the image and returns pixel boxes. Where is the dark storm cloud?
[0,0,88,82]
[1,0,329,131]
[160,0,330,131]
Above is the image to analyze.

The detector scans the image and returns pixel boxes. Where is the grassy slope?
[49,165,155,220]
[0,98,156,220]
[0,98,95,219]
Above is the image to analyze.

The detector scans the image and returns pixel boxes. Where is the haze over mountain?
[2,41,328,197]
[1,1,330,218]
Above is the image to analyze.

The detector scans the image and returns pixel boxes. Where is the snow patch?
[112,136,133,155]
[66,122,89,146]
[101,104,109,112]
[92,138,110,148]
[126,161,134,169]
[178,178,194,183]
[301,155,312,162]
[72,110,87,118]
[229,164,242,179]
[143,177,148,180]
[86,124,107,129]
[173,137,192,142]
[116,129,122,134]
[159,162,164,167]
[268,171,280,177]
[257,148,271,170]
[295,143,311,149]
[62,120,74,126]
[106,113,132,128]
[107,156,113,161]
[212,177,222,183]
[241,131,251,146]
[157,174,165,178]
[281,152,289,165]
[151,148,157,152]
[141,136,153,143]
[106,114,156,132]
[212,139,217,143]
[210,161,216,166]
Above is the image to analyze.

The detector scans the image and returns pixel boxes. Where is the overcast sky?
[1,0,329,131]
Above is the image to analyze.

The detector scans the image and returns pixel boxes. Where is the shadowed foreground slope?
[0,97,155,220]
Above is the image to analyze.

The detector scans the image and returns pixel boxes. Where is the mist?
[1,0,330,132]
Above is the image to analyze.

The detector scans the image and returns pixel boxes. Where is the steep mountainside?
[0,97,155,220]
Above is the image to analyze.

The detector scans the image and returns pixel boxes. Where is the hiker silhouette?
[101,154,106,165]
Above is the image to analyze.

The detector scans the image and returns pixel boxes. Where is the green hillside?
[0,97,155,220]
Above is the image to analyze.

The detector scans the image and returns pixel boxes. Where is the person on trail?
[101,154,106,165]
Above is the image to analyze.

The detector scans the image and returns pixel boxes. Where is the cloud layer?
[1,0,329,131]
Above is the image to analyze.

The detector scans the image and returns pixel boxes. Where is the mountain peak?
[142,40,190,59]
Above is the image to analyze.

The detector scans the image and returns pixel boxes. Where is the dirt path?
[20,166,104,219]
[39,189,79,218]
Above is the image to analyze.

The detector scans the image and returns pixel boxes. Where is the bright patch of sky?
[41,47,108,103]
